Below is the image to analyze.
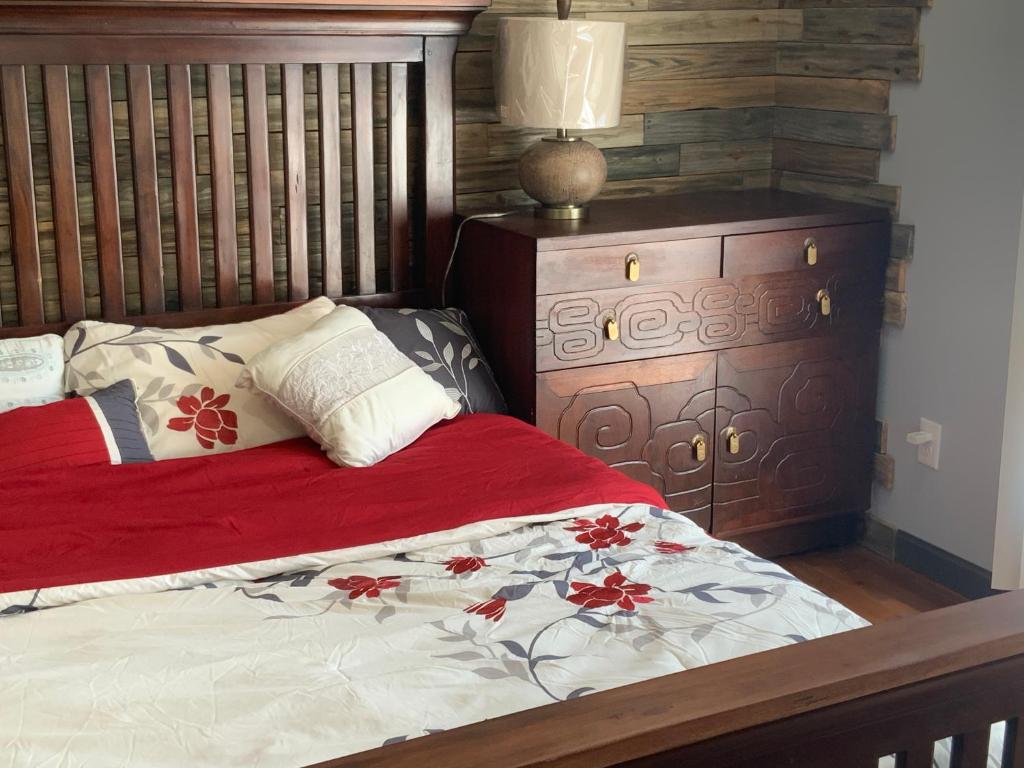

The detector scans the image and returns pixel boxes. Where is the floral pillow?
[362,307,507,415]
[63,298,335,461]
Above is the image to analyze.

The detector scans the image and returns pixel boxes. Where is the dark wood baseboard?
[894,531,1000,600]
[722,514,862,559]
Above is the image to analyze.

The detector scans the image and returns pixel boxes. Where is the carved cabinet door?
[711,334,877,538]
[536,353,717,528]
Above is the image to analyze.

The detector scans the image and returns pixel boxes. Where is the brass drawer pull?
[805,238,818,266]
[725,427,740,455]
[817,288,832,317]
[604,316,620,342]
[692,434,707,462]
[626,253,640,282]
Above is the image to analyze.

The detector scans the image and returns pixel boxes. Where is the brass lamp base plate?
[534,204,588,220]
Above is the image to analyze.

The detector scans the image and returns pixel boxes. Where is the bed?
[0,2,1022,767]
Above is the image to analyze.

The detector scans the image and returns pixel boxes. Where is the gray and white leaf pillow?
[362,307,507,415]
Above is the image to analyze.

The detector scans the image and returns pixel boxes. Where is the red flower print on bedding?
[566,514,644,550]
[567,571,654,612]
[464,597,506,622]
[328,575,401,600]
[445,556,487,575]
[654,541,695,555]
[167,387,239,449]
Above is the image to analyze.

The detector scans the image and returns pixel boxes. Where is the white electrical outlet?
[906,418,942,470]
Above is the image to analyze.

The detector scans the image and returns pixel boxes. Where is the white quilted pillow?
[0,334,64,413]
[238,305,461,467]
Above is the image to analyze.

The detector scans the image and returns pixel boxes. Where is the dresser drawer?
[535,270,882,372]
[723,222,888,278]
[537,237,720,295]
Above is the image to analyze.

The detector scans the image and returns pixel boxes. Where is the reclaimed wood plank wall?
[455,0,928,327]
[0,1,926,324]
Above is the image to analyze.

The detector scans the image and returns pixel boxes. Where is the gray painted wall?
[874,0,1024,569]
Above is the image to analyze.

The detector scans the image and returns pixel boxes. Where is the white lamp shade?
[495,16,626,131]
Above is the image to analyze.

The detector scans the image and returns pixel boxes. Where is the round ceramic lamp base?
[518,135,607,220]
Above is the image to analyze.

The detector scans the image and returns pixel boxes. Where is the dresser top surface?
[464,190,890,251]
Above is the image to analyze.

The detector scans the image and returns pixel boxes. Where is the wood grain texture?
[774,107,896,151]
[775,75,890,114]
[41,65,85,322]
[584,9,802,46]
[350,62,375,296]
[773,138,880,182]
[243,64,275,305]
[282,63,308,301]
[387,62,409,293]
[127,64,164,314]
[166,64,203,311]
[207,64,239,307]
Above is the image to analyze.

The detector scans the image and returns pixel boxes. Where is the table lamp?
[494,1,626,220]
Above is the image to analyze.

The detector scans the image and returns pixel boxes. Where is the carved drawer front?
[723,222,889,278]
[536,271,882,372]
[710,335,877,538]
[536,238,720,295]
[536,354,718,529]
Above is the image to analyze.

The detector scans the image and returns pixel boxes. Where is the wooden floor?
[777,546,964,624]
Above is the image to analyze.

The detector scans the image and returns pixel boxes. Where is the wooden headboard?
[0,0,489,338]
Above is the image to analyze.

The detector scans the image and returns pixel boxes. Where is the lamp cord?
[440,211,517,307]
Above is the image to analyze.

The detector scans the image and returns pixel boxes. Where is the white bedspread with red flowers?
[0,503,868,768]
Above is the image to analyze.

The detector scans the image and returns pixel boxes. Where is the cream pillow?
[238,305,461,467]
[63,297,335,460]
[0,334,64,413]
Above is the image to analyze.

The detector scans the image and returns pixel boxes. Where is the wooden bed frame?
[1,2,1022,766]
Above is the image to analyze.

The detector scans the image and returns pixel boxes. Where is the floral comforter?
[1,503,868,768]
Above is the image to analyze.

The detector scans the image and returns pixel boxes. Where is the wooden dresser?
[457,190,890,556]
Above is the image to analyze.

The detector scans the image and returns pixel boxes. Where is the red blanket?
[0,414,664,594]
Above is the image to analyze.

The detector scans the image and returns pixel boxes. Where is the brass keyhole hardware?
[805,238,818,266]
[604,315,620,342]
[626,253,640,282]
[817,288,832,317]
[692,434,707,462]
[725,427,741,455]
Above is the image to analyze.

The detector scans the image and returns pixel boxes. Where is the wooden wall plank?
[892,224,915,262]
[775,75,890,114]
[207,64,239,307]
[350,62,375,296]
[801,8,920,45]
[1,65,44,326]
[604,144,680,181]
[584,10,803,46]
[166,64,202,311]
[774,107,896,151]
[883,290,908,328]
[776,171,900,214]
[679,138,773,175]
[282,63,309,301]
[773,138,880,181]
[243,64,275,305]
[127,64,164,314]
[886,260,908,293]
[627,42,775,80]
[783,0,931,7]
[318,63,343,298]
[387,62,410,293]
[42,65,86,322]
[623,75,774,114]
[645,107,773,145]
[778,43,923,81]
[85,64,125,319]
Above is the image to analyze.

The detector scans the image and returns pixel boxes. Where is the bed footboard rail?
[319,590,1024,768]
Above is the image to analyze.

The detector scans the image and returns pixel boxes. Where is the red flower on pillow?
[328,575,401,600]
[445,556,487,575]
[654,541,695,555]
[566,514,644,550]
[464,597,506,622]
[167,387,238,449]
[567,571,654,611]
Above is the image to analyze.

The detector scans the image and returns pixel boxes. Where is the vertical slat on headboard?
[85,64,126,320]
[423,37,457,305]
[167,64,202,312]
[1,65,45,326]
[207,64,239,307]
[127,65,164,314]
[243,64,275,305]
[42,66,85,323]
[388,62,409,293]
[350,62,375,295]
[318,64,343,298]
[282,63,309,301]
